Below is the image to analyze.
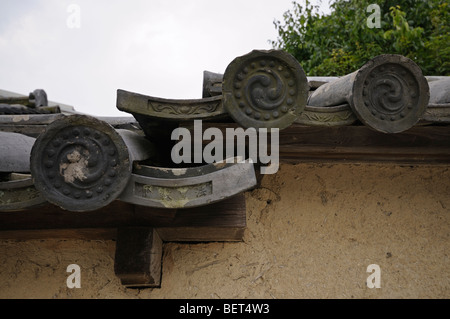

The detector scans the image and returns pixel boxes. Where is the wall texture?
[0,163,449,299]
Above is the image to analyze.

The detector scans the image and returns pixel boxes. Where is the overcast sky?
[0,0,330,116]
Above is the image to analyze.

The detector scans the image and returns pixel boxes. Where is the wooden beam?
[279,124,450,164]
[143,195,247,241]
[0,201,137,231]
[0,228,117,240]
[0,194,247,242]
[185,123,450,164]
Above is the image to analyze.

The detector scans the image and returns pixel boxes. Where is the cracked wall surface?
[0,163,449,299]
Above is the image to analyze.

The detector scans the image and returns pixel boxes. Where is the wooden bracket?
[114,227,163,288]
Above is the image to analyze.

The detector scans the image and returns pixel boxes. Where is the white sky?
[0,0,330,116]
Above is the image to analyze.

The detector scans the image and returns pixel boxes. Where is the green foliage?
[383,6,424,52]
[271,0,450,75]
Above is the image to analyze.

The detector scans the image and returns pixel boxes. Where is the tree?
[271,0,449,76]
